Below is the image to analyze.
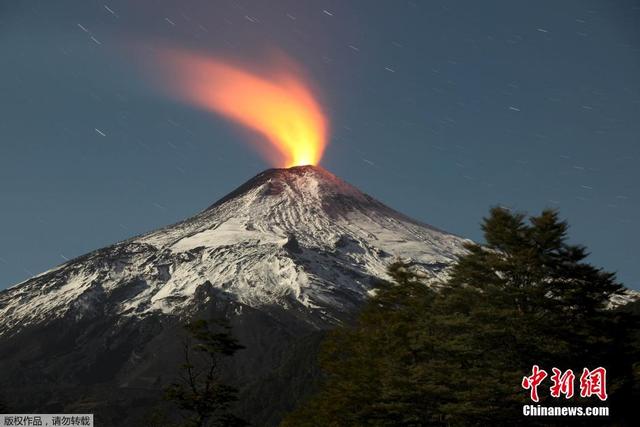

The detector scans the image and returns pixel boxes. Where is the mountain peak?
[206,165,360,211]
[0,165,469,335]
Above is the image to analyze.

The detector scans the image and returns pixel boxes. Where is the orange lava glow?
[159,50,328,167]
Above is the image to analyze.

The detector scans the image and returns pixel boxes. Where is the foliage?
[282,208,639,426]
[165,318,247,427]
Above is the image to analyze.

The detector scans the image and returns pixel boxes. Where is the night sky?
[1,0,639,290]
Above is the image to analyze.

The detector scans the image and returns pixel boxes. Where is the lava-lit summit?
[0,165,467,334]
[154,50,329,168]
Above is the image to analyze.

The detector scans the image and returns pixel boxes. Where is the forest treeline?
[138,207,639,426]
[282,208,640,426]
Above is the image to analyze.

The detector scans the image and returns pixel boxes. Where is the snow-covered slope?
[0,165,468,335]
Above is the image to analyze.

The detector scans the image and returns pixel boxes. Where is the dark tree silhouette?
[283,208,639,426]
[165,319,247,427]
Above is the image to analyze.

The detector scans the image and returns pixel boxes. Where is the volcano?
[0,165,468,425]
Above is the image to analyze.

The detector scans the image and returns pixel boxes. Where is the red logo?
[522,365,548,402]
[550,368,575,399]
[579,367,608,401]
[522,366,607,401]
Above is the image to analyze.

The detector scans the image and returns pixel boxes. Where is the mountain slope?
[0,165,468,425]
[0,166,467,336]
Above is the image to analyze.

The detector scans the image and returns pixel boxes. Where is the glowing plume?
[157,50,328,167]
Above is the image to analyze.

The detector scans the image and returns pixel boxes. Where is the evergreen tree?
[165,318,247,427]
[282,208,639,426]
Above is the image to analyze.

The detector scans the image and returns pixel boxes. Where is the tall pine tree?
[282,208,639,426]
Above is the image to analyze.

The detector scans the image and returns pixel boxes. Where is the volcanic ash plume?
[154,50,329,168]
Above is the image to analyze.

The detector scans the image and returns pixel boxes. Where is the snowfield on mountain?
[0,165,468,336]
